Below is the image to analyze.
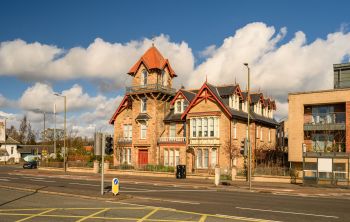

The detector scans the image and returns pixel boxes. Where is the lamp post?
[54,93,67,173]
[244,63,252,191]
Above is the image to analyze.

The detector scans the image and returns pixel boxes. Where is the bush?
[143,164,174,172]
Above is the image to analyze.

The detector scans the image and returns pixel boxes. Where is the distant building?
[109,46,278,173]
[334,62,350,89]
[276,119,288,152]
[0,136,21,163]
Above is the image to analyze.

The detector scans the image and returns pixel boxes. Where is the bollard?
[104,161,109,174]
[231,167,237,181]
[93,161,100,174]
[215,167,221,186]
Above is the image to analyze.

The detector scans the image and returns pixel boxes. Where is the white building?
[0,136,21,163]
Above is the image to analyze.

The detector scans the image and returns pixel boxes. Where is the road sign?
[112,178,119,195]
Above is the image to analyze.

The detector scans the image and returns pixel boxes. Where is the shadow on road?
[0,186,48,207]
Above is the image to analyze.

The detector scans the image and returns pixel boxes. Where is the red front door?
[138,149,148,166]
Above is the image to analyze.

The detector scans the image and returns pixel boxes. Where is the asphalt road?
[0,165,349,222]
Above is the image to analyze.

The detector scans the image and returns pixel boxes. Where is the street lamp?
[54,93,67,173]
[244,63,252,191]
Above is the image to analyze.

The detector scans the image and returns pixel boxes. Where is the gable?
[181,83,232,119]
[109,96,132,124]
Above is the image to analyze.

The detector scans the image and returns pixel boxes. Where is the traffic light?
[105,135,114,155]
[240,138,248,157]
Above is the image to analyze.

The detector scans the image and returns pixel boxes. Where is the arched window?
[141,70,147,86]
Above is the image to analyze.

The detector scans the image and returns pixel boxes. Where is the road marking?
[69,182,99,187]
[30,179,56,183]
[135,196,200,205]
[215,214,278,222]
[122,189,215,193]
[236,207,339,219]
[137,207,159,222]
[76,208,110,222]
[15,208,55,222]
[121,187,151,191]
[199,214,208,222]
[0,178,10,181]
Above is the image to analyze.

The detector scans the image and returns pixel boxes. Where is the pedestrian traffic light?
[240,138,248,157]
[105,135,114,155]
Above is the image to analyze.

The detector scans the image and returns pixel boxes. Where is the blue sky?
[1,0,350,136]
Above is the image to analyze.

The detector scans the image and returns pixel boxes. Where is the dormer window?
[229,94,240,110]
[141,97,147,113]
[141,69,148,86]
[174,99,187,113]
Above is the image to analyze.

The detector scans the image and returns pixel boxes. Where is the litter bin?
[176,165,186,179]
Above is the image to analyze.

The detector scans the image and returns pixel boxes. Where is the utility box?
[176,165,186,179]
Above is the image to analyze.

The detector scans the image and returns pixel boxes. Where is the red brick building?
[110,46,278,173]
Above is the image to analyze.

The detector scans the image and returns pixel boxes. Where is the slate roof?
[164,109,184,122]
[135,113,151,120]
[250,93,263,104]
[0,136,20,145]
[181,90,196,102]
[216,84,238,96]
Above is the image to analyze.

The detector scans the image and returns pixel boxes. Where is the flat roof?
[288,87,350,96]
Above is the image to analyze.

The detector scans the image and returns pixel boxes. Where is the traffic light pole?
[101,133,105,195]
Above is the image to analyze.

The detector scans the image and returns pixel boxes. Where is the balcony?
[126,84,176,96]
[117,138,132,145]
[158,137,186,144]
[304,112,345,131]
[189,137,220,146]
[304,142,346,153]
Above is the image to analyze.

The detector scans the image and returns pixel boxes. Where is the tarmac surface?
[0,165,349,222]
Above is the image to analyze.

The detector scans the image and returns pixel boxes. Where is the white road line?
[121,187,151,191]
[121,189,215,193]
[136,196,200,205]
[236,207,339,219]
[30,179,56,183]
[69,182,99,187]
[215,214,279,222]
[0,178,10,181]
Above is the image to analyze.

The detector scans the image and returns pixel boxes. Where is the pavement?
[0,165,350,222]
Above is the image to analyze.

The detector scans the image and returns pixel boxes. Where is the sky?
[0,0,350,138]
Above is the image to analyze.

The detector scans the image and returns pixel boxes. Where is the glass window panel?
[211,148,217,168]
[197,149,202,168]
[164,149,169,166]
[175,150,180,166]
[203,118,208,137]
[209,118,214,137]
[197,119,202,137]
[192,119,196,137]
[170,124,176,137]
[169,149,174,166]
[204,149,209,168]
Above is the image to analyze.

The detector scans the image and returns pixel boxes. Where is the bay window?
[164,148,180,166]
[197,149,202,168]
[121,148,131,164]
[164,149,169,166]
[190,117,219,138]
[196,148,209,169]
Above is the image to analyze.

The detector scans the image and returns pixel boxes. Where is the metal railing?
[158,137,186,143]
[117,138,132,144]
[304,112,346,131]
[305,142,346,153]
[126,84,176,95]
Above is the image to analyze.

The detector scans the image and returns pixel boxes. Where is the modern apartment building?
[109,46,278,173]
[288,65,350,183]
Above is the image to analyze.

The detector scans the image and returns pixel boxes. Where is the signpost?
[112,178,119,195]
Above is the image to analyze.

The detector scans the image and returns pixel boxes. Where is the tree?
[26,122,36,145]
[6,125,20,141]
[18,115,28,144]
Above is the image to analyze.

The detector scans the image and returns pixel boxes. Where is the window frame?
[140,122,147,139]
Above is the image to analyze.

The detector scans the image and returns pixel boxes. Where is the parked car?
[23,161,38,169]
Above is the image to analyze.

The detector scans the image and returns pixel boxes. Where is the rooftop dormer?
[126,45,177,96]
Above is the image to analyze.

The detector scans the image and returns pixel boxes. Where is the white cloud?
[0,35,194,90]
[2,22,350,124]
[187,22,350,119]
